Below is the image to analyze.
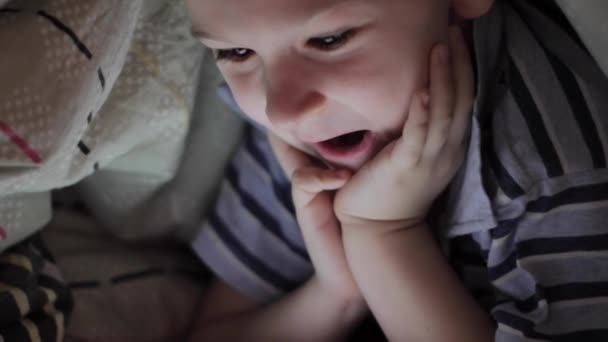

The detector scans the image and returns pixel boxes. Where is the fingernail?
[420,91,430,108]
[437,45,449,64]
[334,169,350,177]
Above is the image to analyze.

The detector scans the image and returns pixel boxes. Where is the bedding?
[0,1,243,340]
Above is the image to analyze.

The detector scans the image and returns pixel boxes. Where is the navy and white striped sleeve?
[191,126,313,302]
[488,186,608,342]
[451,1,608,340]
[453,175,608,341]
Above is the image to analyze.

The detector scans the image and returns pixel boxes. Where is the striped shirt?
[192,0,608,340]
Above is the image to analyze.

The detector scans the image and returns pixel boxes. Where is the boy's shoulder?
[484,0,608,189]
[443,0,608,237]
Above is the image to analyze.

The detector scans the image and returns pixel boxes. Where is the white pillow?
[0,0,141,251]
[73,0,244,241]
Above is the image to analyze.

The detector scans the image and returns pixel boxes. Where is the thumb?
[291,167,351,208]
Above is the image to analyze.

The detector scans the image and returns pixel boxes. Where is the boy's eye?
[307,29,356,51]
[215,48,255,63]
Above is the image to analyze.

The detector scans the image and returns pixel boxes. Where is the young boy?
[187,0,608,340]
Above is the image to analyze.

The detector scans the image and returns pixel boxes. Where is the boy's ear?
[451,0,494,19]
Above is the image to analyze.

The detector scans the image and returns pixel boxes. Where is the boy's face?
[187,0,483,170]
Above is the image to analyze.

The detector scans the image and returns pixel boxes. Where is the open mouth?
[314,130,375,166]
[320,130,368,150]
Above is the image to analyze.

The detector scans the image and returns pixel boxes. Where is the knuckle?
[399,152,421,168]
[438,121,452,136]
[292,168,314,189]
[434,94,455,113]
[291,168,306,183]
[455,97,474,112]
[312,175,325,190]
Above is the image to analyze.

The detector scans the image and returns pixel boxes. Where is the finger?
[269,134,316,179]
[292,169,352,283]
[298,190,350,286]
[274,138,353,289]
[291,167,351,207]
[393,90,430,168]
[423,43,455,158]
[447,26,474,146]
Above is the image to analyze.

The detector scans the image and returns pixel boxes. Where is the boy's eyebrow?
[190,28,211,40]
[190,28,233,46]
[191,28,235,47]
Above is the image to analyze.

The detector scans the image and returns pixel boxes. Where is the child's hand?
[334,26,474,233]
[269,135,361,302]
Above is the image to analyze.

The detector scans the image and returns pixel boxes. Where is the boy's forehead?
[190,0,368,36]
[196,0,353,14]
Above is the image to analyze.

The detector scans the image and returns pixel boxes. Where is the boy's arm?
[190,132,368,342]
[189,276,366,342]
[342,223,494,342]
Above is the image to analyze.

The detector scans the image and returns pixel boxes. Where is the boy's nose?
[264,61,327,127]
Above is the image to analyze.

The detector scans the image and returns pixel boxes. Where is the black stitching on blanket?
[67,268,208,292]
[0,8,21,14]
[68,280,102,290]
[37,10,93,59]
[97,68,106,89]
[111,268,165,284]
[77,141,90,155]
[174,267,209,283]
